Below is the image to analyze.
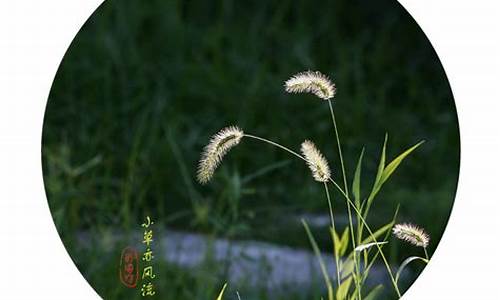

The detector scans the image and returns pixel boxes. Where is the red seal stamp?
[119,246,139,288]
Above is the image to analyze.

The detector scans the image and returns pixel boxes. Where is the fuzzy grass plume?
[197,126,244,184]
[300,140,331,182]
[284,70,336,100]
[392,223,430,248]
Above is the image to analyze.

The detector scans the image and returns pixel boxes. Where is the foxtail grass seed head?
[300,140,331,182]
[284,71,336,100]
[197,126,244,184]
[392,223,430,248]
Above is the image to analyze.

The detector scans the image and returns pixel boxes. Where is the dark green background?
[42,0,459,299]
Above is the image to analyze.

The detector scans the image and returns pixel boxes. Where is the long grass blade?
[303,220,334,300]
[380,140,425,186]
[216,283,228,300]
[374,134,387,188]
[332,227,350,258]
[366,138,424,209]
[336,276,353,300]
[352,148,365,209]
[354,241,388,252]
[364,284,384,300]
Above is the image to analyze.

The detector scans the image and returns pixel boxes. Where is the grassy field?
[42,0,459,299]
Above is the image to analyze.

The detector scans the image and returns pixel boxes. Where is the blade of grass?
[336,276,353,300]
[339,227,350,256]
[360,138,423,247]
[216,283,227,300]
[364,284,384,300]
[303,219,334,300]
[357,135,387,247]
[352,148,365,209]
[374,134,388,188]
[354,241,388,252]
[380,140,425,186]
[365,139,424,215]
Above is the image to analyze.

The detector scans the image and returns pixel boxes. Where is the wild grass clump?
[200,71,430,299]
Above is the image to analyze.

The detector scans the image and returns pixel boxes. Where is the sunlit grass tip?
[197,126,244,184]
[354,241,388,252]
[284,70,336,100]
[300,140,331,182]
[392,223,430,248]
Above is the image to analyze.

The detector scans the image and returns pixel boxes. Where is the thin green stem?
[324,182,341,288]
[424,247,429,260]
[329,178,401,298]
[327,101,349,198]
[328,100,361,300]
[395,256,429,285]
[244,134,305,161]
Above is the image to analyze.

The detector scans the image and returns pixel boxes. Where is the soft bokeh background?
[42,0,459,299]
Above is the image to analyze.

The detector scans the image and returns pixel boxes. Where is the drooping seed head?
[300,140,331,182]
[197,126,244,184]
[284,71,336,100]
[392,223,430,248]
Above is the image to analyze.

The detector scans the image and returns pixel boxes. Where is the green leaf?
[340,258,355,280]
[331,227,341,258]
[365,135,388,213]
[354,241,388,252]
[331,227,349,287]
[336,276,353,300]
[339,227,350,256]
[365,137,424,217]
[352,148,365,209]
[303,220,334,300]
[331,226,349,258]
[364,284,384,300]
[216,283,227,300]
[379,140,425,186]
[375,134,387,187]
[395,256,429,283]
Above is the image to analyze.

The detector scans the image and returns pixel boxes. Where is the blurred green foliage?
[42,0,459,299]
